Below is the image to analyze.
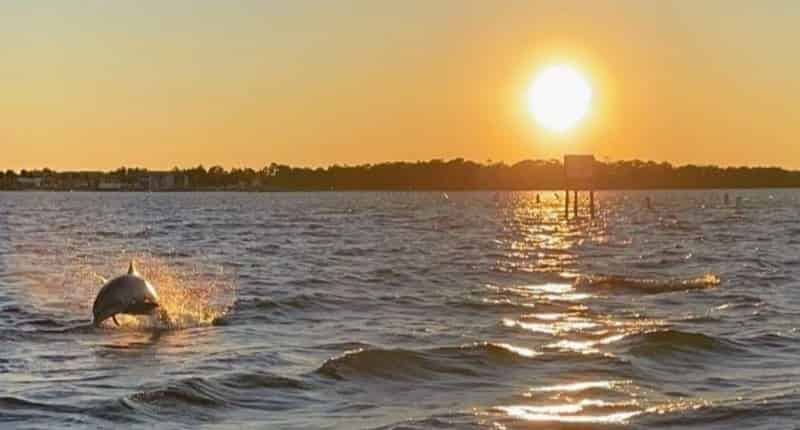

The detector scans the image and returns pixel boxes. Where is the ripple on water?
[316,342,543,382]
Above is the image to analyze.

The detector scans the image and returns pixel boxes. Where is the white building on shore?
[148,172,188,190]
[97,180,123,191]
[16,177,43,188]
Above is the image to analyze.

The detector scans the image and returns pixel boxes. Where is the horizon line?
[3,157,800,174]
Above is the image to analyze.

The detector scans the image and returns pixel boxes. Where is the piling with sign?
[563,154,596,219]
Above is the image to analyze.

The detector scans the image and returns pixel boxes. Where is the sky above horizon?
[2,1,799,170]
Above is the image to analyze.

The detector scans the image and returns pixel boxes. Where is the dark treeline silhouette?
[2,159,800,191]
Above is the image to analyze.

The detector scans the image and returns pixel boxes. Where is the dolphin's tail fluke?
[128,260,136,275]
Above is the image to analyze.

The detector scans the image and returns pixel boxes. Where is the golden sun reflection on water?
[524,312,562,321]
[495,404,642,424]
[484,193,722,427]
[524,283,573,294]
[493,343,541,358]
[496,193,592,275]
[503,317,600,336]
[488,395,712,426]
[528,380,629,393]
[542,292,594,302]
[545,333,627,354]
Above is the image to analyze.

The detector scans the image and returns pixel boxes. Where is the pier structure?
[563,154,596,219]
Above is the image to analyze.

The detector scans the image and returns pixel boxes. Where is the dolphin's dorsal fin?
[128,260,137,275]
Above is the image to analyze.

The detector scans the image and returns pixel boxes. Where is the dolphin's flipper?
[112,315,120,326]
[156,308,171,325]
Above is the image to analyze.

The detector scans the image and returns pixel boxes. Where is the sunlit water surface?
[0,191,798,429]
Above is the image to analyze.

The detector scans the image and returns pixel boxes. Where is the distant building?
[98,180,123,191]
[148,172,188,190]
[17,177,43,188]
[150,173,173,190]
[70,180,91,189]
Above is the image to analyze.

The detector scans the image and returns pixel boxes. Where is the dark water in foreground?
[0,191,798,429]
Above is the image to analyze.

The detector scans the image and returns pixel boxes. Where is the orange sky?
[2,1,799,170]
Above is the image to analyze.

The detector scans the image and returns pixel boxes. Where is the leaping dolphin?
[92,261,161,327]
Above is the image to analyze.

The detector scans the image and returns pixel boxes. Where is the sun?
[527,64,593,133]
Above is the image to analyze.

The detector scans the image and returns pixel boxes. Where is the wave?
[624,329,743,358]
[2,303,97,335]
[216,372,308,391]
[642,390,799,428]
[446,297,538,312]
[0,396,83,414]
[0,396,88,424]
[366,413,479,430]
[315,341,375,351]
[575,273,720,294]
[446,294,576,314]
[13,317,64,328]
[239,293,347,313]
[125,371,310,413]
[316,342,540,381]
[316,348,475,381]
[245,244,281,256]
[129,378,225,408]
[714,294,764,309]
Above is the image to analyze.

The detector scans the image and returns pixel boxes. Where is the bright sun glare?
[528,64,592,133]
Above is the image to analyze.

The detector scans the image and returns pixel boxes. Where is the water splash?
[87,254,236,330]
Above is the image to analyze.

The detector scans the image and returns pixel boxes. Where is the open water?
[0,190,798,429]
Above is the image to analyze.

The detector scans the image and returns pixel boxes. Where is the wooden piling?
[573,190,578,217]
[565,188,570,218]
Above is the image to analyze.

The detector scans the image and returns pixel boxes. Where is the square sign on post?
[564,154,595,186]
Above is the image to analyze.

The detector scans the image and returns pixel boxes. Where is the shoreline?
[1,187,797,193]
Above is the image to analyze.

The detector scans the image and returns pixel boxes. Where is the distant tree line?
[2,159,800,191]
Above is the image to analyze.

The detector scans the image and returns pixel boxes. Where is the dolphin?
[92,261,161,327]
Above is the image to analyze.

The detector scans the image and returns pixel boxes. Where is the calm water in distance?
[0,190,798,429]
